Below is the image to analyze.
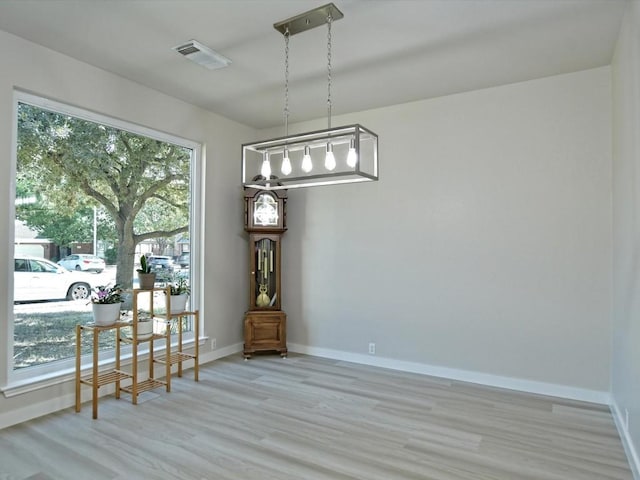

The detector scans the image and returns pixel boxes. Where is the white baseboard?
[199,342,243,364]
[0,391,77,430]
[611,401,640,479]
[288,343,611,405]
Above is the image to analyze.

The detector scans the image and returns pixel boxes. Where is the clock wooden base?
[243,310,287,359]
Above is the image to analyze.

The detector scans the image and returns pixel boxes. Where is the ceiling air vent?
[173,40,232,70]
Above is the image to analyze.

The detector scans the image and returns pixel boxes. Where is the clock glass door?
[254,238,277,308]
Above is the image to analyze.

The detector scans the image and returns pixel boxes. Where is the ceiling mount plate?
[273,2,344,36]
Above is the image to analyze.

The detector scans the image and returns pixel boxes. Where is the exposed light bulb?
[324,143,336,171]
[346,137,358,168]
[261,152,272,178]
[301,145,313,173]
[281,148,292,175]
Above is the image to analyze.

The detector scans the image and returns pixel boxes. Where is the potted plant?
[90,284,123,326]
[134,310,155,339]
[168,275,190,314]
[136,254,156,289]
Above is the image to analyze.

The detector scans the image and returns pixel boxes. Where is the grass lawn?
[13,304,193,369]
[14,309,106,369]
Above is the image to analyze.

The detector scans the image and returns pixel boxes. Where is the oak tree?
[16,103,190,289]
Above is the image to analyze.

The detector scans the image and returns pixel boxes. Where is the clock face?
[253,193,279,227]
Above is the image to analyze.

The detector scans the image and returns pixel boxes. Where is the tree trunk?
[115,230,136,291]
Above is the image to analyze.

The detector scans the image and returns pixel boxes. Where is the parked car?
[147,255,174,281]
[177,252,190,268]
[14,255,94,302]
[58,254,106,273]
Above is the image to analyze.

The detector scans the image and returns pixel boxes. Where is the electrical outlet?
[368,342,375,355]
[211,338,216,350]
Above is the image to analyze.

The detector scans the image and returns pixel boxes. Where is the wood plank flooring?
[0,354,633,480]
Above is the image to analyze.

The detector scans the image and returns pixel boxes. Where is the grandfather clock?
[243,188,287,358]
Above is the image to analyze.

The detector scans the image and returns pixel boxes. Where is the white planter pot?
[92,302,122,326]
[136,318,154,339]
[169,294,189,314]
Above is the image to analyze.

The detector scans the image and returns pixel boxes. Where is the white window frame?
[2,90,203,395]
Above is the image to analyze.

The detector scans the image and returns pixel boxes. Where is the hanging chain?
[284,27,290,138]
[327,13,332,130]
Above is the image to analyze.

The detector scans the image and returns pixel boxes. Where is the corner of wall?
[611,400,640,479]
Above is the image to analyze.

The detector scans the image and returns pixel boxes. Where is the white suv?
[14,255,93,302]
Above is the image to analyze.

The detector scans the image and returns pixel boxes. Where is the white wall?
[280,67,613,395]
[612,1,640,476]
[0,30,252,422]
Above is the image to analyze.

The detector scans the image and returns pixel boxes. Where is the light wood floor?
[0,354,633,480]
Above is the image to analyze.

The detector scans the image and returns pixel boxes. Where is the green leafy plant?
[137,255,151,274]
[168,275,190,296]
[90,284,123,304]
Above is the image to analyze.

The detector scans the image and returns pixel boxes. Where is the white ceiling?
[0,0,627,129]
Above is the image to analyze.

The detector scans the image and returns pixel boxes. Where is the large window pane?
[13,96,195,370]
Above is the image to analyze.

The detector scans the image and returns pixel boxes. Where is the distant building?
[14,220,60,260]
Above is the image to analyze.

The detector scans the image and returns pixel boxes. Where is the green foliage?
[104,247,117,265]
[17,204,115,247]
[168,275,190,295]
[90,284,123,304]
[138,255,151,273]
[17,103,190,223]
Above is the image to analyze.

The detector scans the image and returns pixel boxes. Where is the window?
[7,91,201,386]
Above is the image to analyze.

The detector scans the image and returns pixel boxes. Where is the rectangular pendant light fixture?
[241,3,379,190]
[242,124,378,190]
